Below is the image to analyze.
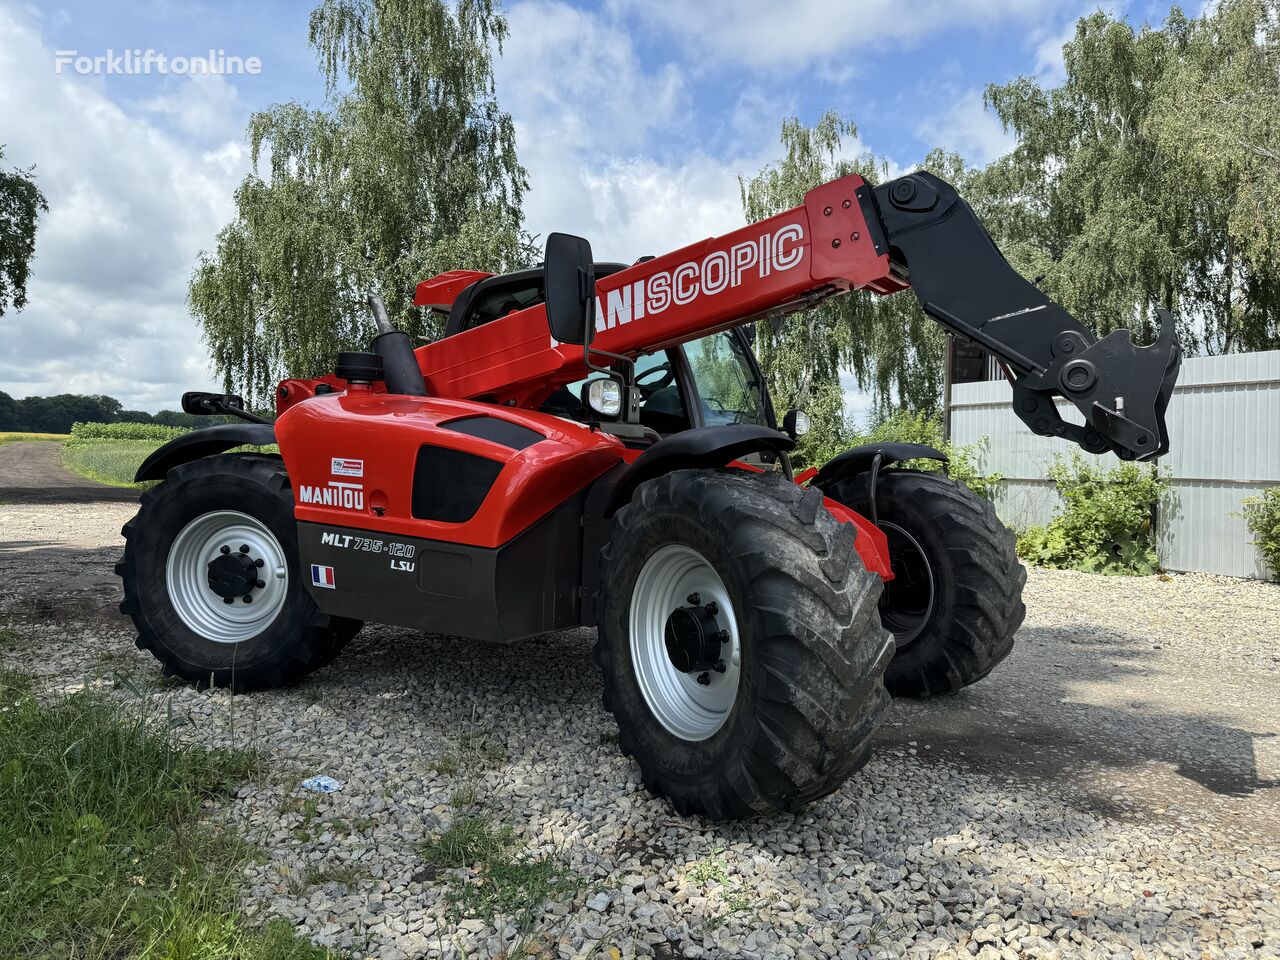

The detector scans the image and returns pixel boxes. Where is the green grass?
[0,431,69,445]
[421,816,579,934]
[0,666,337,959]
[60,438,164,488]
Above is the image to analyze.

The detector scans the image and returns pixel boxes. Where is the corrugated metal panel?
[950,349,1280,579]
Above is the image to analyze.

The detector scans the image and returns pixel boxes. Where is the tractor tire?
[116,454,361,691]
[826,469,1025,697]
[596,469,894,820]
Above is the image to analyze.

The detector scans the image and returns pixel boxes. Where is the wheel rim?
[878,520,935,648]
[165,510,289,644]
[629,544,741,742]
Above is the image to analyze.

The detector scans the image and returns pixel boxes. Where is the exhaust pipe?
[366,293,427,397]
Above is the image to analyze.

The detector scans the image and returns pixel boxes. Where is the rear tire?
[826,470,1024,697]
[596,470,894,819]
[116,455,361,691]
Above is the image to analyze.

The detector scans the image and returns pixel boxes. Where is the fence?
[949,349,1280,579]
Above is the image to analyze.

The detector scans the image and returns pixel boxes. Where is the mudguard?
[603,424,794,516]
[810,441,947,491]
[134,423,277,482]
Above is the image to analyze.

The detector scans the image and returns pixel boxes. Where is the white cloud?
[606,0,1076,69]
[0,5,249,411]
[915,87,1016,166]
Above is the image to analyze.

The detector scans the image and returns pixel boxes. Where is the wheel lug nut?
[255,579,265,589]
[239,544,250,554]
[716,630,731,644]
[220,545,231,555]
[686,592,701,606]
[242,594,253,603]
[223,597,234,605]
[254,558,264,568]
[713,659,727,673]
[696,672,711,686]
[704,601,719,616]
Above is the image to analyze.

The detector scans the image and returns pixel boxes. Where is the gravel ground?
[1,496,1278,960]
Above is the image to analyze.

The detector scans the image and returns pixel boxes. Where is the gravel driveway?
[1,495,1277,960]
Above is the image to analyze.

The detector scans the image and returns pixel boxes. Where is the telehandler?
[118,171,1180,817]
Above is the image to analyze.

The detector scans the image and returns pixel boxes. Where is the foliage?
[0,145,48,317]
[1017,454,1168,575]
[1241,486,1280,580]
[190,0,532,406]
[70,420,188,442]
[795,407,1003,501]
[0,667,333,959]
[0,391,233,433]
[739,115,963,450]
[979,0,1280,355]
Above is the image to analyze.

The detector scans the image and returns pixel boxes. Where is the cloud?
[605,0,1077,70]
[0,5,249,410]
[915,87,1016,167]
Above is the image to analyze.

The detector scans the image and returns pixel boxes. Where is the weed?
[304,863,365,890]
[686,848,730,886]
[423,817,515,868]
[432,753,461,776]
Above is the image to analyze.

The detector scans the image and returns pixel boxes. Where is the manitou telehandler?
[118,171,1180,818]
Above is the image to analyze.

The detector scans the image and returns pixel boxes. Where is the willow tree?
[190,0,531,406]
[979,1,1280,356]
[739,114,959,454]
[0,146,48,318]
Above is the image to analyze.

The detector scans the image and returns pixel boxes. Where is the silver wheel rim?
[165,510,289,644]
[629,544,741,742]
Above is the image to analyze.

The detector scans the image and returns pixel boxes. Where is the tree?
[739,114,959,454]
[980,1,1280,355]
[190,0,531,406]
[0,146,48,318]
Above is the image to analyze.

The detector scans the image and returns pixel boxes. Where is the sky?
[0,0,1170,415]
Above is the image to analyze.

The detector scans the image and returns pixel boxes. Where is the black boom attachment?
[864,172,1181,461]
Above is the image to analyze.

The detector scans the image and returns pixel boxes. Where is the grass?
[59,435,281,489]
[59,438,163,488]
[0,665,337,959]
[421,816,580,934]
[0,431,70,445]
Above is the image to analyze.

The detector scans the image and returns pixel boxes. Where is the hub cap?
[629,544,741,741]
[879,521,935,648]
[165,510,289,643]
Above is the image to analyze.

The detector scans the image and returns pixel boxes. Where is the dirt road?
[0,440,138,504]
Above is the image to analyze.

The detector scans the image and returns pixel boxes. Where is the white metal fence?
[950,350,1280,579]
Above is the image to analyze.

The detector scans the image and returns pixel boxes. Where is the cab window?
[682,332,768,427]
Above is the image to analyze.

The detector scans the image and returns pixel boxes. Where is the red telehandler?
[118,171,1180,818]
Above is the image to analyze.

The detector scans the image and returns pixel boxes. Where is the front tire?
[117,455,361,691]
[596,470,893,819]
[826,470,1025,697]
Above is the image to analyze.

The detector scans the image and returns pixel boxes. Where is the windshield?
[683,332,768,427]
[538,331,767,433]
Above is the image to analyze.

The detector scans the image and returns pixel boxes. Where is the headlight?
[586,378,622,417]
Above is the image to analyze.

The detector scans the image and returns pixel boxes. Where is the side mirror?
[782,409,810,440]
[544,232,596,346]
[182,391,246,416]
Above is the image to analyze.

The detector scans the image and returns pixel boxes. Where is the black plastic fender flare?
[603,424,795,517]
[809,441,948,492]
[134,423,278,482]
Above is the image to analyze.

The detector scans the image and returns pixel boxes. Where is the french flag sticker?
[311,564,336,589]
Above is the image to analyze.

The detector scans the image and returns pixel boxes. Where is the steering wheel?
[636,362,676,397]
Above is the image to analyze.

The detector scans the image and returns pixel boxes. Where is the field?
[59,438,162,488]
[0,431,69,445]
